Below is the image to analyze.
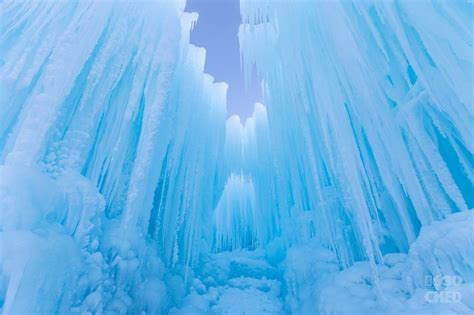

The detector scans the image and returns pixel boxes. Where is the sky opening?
[185,0,262,119]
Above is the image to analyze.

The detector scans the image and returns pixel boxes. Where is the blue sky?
[185,0,262,119]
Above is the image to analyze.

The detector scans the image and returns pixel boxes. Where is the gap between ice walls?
[0,0,473,314]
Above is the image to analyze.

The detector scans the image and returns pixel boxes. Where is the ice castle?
[0,1,473,314]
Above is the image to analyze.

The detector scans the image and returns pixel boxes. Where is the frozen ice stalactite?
[237,0,473,312]
[213,103,277,253]
[213,173,258,252]
[239,0,473,267]
[0,1,227,313]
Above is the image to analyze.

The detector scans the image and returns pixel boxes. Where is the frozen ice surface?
[0,0,473,314]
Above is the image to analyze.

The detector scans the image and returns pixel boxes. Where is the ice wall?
[213,103,278,252]
[0,1,228,313]
[239,0,473,267]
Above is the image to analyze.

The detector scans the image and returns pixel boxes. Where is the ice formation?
[0,0,473,314]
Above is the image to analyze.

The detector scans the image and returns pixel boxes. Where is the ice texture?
[1,0,473,314]
[239,0,473,265]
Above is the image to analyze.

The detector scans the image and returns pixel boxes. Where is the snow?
[317,211,474,315]
[1,0,473,314]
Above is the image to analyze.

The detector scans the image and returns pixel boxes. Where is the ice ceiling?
[0,1,473,314]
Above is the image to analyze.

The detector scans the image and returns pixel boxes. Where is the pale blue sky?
[185,0,262,118]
